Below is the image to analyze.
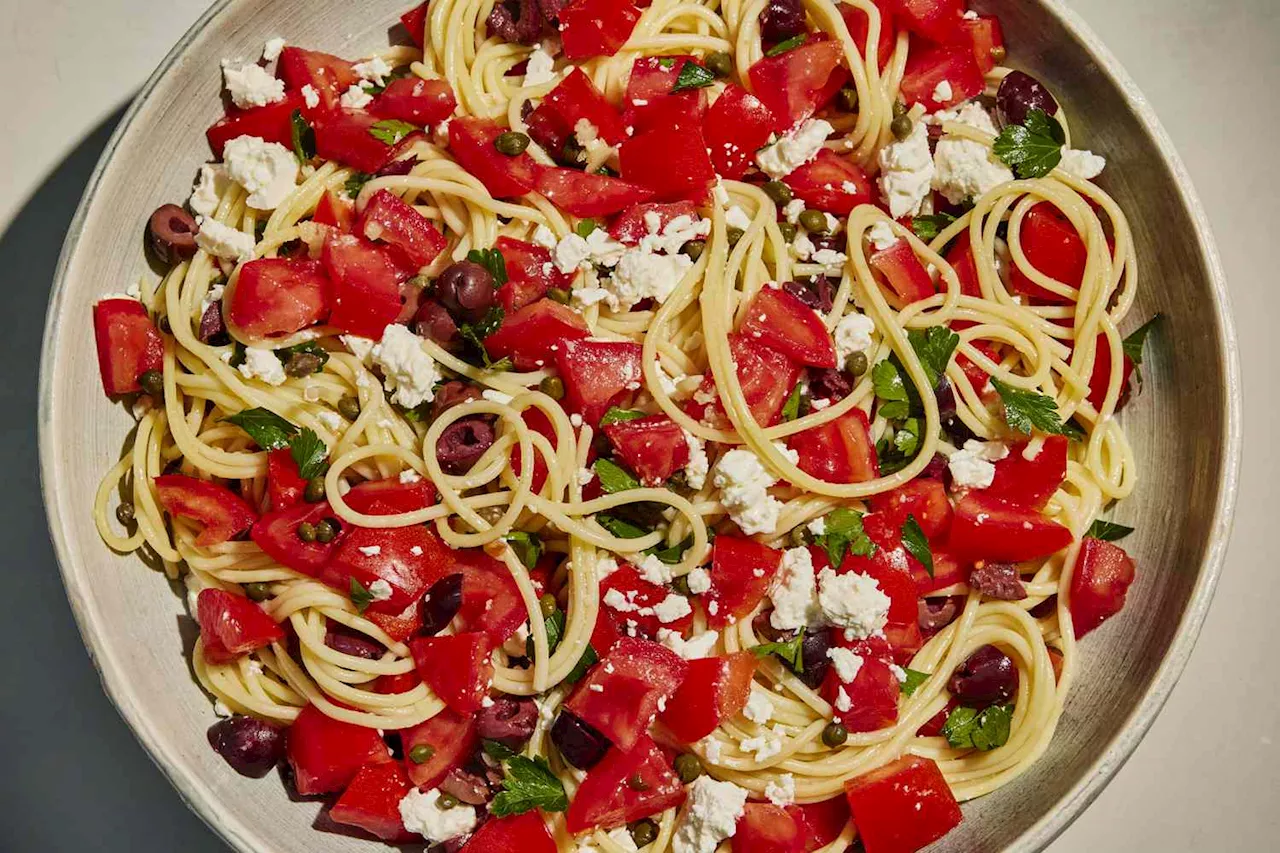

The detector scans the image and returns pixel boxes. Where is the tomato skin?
[530,68,630,146]
[322,525,449,615]
[321,234,406,339]
[841,0,898,70]
[227,258,332,341]
[900,43,985,111]
[206,94,305,157]
[344,475,436,515]
[912,548,967,594]
[620,125,717,203]
[266,449,308,511]
[603,415,691,486]
[493,236,573,312]
[948,493,1074,563]
[287,704,391,796]
[195,588,284,664]
[1069,537,1136,638]
[565,638,688,750]
[747,38,846,132]
[400,2,429,47]
[356,189,447,270]
[960,14,1005,74]
[624,56,708,134]
[782,149,874,214]
[705,536,783,628]
[702,83,777,180]
[251,500,345,577]
[370,76,457,125]
[821,646,900,733]
[554,338,645,426]
[736,803,805,853]
[366,604,424,643]
[870,478,953,542]
[788,409,880,485]
[1086,331,1135,412]
[93,298,164,396]
[154,474,258,547]
[485,298,591,372]
[460,812,558,853]
[559,0,642,60]
[870,239,935,304]
[534,166,656,218]
[277,47,359,114]
[740,286,837,368]
[787,797,851,851]
[981,435,1068,510]
[944,235,984,298]
[399,708,477,788]
[608,201,700,245]
[595,563,695,647]
[313,110,396,173]
[843,755,963,853]
[314,190,355,231]
[410,632,495,714]
[329,762,416,843]
[452,548,529,641]
[659,652,758,743]
[510,406,559,495]
[564,735,686,833]
[889,0,966,44]
[1009,203,1087,304]
[448,117,538,198]
[692,334,804,429]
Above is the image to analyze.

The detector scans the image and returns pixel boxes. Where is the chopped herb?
[595,514,649,539]
[900,668,930,696]
[565,643,598,684]
[1086,519,1134,542]
[780,382,804,422]
[368,118,418,146]
[911,213,958,241]
[593,458,641,494]
[1122,314,1161,383]
[901,515,933,578]
[223,407,298,450]
[765,33,807,57]
[872,359,911,420]
[670,61,716,93]
[290,110,315,166]
[877,417,921,476]
[349,577,374,614]
[812,508,876,567]
[290,428,330,480]
[941,703,1014,751]
[466,248,509,286]
[482,739,517,761]
[458,306,512,371]
[344,171,372,199]
[1061,418,1088,442]
[991,378,1070,435]
[750,634,805,672]
[992,109,1066,179]
[505,530,543,569]
[907,327,960,388]
[490,755,569,816]
[658,57,677,70]
[646,535,694,565]
[528,607,565,658]
[599,407,647,426]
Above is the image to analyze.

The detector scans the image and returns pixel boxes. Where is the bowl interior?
[38,1,1238,851]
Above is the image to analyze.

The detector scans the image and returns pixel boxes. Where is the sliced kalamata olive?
[796,630,832,689]
[376,156,420,177]
[1029,596,1057,619]
[783,276,834,313]
[759,0,806,43]
[935,376,957,422]
[536,0,569,21]
[148,204,199,265]
[475,697,539,747]
[436,418,495,474]
[198,299,229,345]
[207,715,285,778]
[440,767,493,805]
[432,381,484,419]
[918,597,960,634]
[487,0,544,46]
[325,625,385,660]
[949,645,1019,707]
[920,452,950,482]
[752,612,787,644]
[809,367,853,403]
[421,573,465,636]
[414,298,463,352]
[995,70,1060,129]
[551,711,610,770]
[384,731,404,761]
[969,560,1028,601]
[436,261,497,324]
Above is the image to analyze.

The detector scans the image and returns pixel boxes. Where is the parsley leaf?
[900,668,930,696]
[877,417,921,476]
[765,33,807,57]
[942,703,1014,751]
[671,61,715,93]
[528,607,565,659]
[993,109,1066,179]
[467,248,509,286]
[751,634,805,673]
[901,515,933,578]
[1061,418,1088,442]
[780,382,804,422]
[490,755,568,816]
[349,577,374,614]
[224,407,298,450]
[813,508,876,567]
[1086,519,1134,542]
[1122,314,1161,383]
[646,535,694,565]
[368,118,418,146]
[599,407,646,426]
[457,306,512,371]
[658,57,677,70]
[482,739,517,761]
[290,110,315,166]
[991,378,1069,435]
[595,514,649,539]
[872,359,911,420]
[344,171,372,199]
[565,644,598,683]
[505,531,543,569]
[911,213,957,241]
[593,458,640,494]
[907,327,960,388]
[290,428,330,480]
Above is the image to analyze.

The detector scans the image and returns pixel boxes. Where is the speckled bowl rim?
[37,1,1242,851]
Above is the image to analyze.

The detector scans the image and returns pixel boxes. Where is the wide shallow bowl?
[38,0,1240,850]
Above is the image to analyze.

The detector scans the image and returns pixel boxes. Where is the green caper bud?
[762,180,793,206]
[837,86,860,112]
[304,478,326,503]
[138,369,164,399]
[337,396,361,421]
[314,519,338,543]
[672,574,692,597]
[788,526,808,548]
[539,375,565,400]
[892,99,908,119]
[990,45,1008,64]
[408,743,435,764]
[704,51,733,79]
[674,753,702,783]
[681,239,706,261]
[244,582,272,601]
[284,352,324,378]
[778,221,798,243]
[547,287,572,304]
[630,818,659,847]
[115,502,136,526]
[822,721,848,747]
[575,218,599,238]
[494,131,530,156]
[726,226,745,247]
[890,114,913,141]
[437,793,460,809]
[297,522,317,543]
[798,209,829,235]
[539,593,558,619]
[845,351,869,377]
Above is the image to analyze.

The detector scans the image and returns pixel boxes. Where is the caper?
[630,818,659,847]
[704,51,733,79]
[138,369,164,399]
[763,180,793,206]
[778,221,798,243]
[672,574,692,597]
[539,375,565,400]
[337,396,361,421]
[297,522,317,543]
[244,582,272,602]
[494,131,530,156]
[115,502,136,526]
[575,218,599,238]
[304,478,326,503]
[788,526,808,548]
[822,721,848,747]
[892,99,908,119]
[990,45,1008,64]
[845,351,869,377]
[408,743,435,764]
[890,114,913,141]
[547,287,572,305]
[539,593,559,619]
[314,519,338,543]
[673,753,702,784]
[284,352,324,378]
[726,226,745,247]
[681,239,706,262]
[437,793,460,809]
[798,208,829,235]
[837,86,860,112]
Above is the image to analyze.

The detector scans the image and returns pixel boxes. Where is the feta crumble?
[833,312,876,364]
[368,579,393,600]
[743,690,774,724]
[358,545,383,557]
[756,119,834,180]
[189,164,231,217]
[195,216,255,262]
[713,445,797,536]
[1059,148,1107,180]
[222,135,299,210]
[221,60,286,109]
[636,554,675,586]
[932,103,1013,205]
[653,593,693,624]
[371,324,440,408]
[657,627,720,660]
[300,84,320,110]
[339,84,373,110]
[817,567,890,638]
[769,547,824,631]
[826,646,865,682]
[262,37,286,62]
[353,56,394,86]
[948,439,1009,489]
[398,788,478,842]
[673,777,748,853]
[683,431,710,490]
[867,220,899,252]
[764,773,796,806]
[523,45,558,87]
[932,80,954,103]
[740,724,787,762]
[878,119,935,219]
[685,567,711,595]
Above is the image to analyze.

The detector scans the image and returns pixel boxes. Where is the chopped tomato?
[329,762,415,843]
[251,500,345,577]
[788,409,880,484]
[596,565,694,644]
[154,474,258,547]
[314,190,355,231]
[1086,331,1135,412]
[960,14,1005,74]
[603,415,690,485]
[565,637,688,750]
[916,699,955,736]
[92,298,163,396]
[400,2,429,47]
[782,150,874,214]
[535,167,656,218]
[956,339,1000,397]
[948,493,1073,562]
[609,201,700,245]
[944,235,983,297]
[694,334,804,428]
[453,548,529,641]
[870,239,935,304]
[278,47,359,114]
[313,110,396,173]
[870,478,953,542]
[371,77,457,126]
[900,44,985,111]
[821,639,900,732]
[399,708,478,788]
[841,543,920,630]
[787,797,851,851]
[554,338,644,425]
[287,704,391,796]
[913,549,967,594]
[493,237,572,312]
[559,0,642,60]
[266,449,308,511]
[410,632,495,714]
[460,812,558,853]
[739,285,837,368]
[195,588,284,664]
[1070,537,1136,638]
[206,94,305,157]
[449,117,538,198]
[889,0,965,44]
[564,735,686,832]
[528,68,629,148]
[485,298,591,372]
[981,435,1068,510]
[736,803,805,853]
[704,536,783,628]
[356,189,447,270]
[702,83,777,179]
[511,405,559,495]
[366,603,425,643]
[841,0,898,70]
[321,233,406,338]
[843,756,963,853]
[659,652,758,743]
[1008,203,1086,304]
[624,56,708,134]
[227,257,332,340]
[620,125,717,203]
[344,475,436,515]
[321,525,450,615]
[747,38,846,132]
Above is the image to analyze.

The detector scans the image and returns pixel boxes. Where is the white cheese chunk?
[685,566,711,595]
[371,324,440,408]
[833,312,876,364]
[523,45,558,87]
[817,567,890,638]
[398,789,478,842]
[878,119,935,219]
[756,119,834,180]
[769,547,824,631]
[189,164,231,217]
[339,84,373,110]
[683,431,710,491]
[657,627,720,660]
[262,37,286,62]
[237,347,286,386]
[1059,148,1107,180]
[826,646,865,682]
[866,220,899,252]
[221,60,286,109]
[353,56,394,86]
[931,103,1013,205]
[743,689,774,724]
[764,773,796,806]
[368,579,393,601]
[195,216,255,262]
[673,777,748,853]
[222,135,299,210]
[713,445,798,536]
[948,439,1009,489]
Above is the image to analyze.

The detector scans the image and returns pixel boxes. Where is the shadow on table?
[0,105,227,852]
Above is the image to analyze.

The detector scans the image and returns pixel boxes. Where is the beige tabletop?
[2,0,1275,850]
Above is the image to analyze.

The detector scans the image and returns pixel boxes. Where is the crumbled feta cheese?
[743,690,774,724]
[372,323,440,408]
[398,788,478,842]
[523,45,557,87]
[889,663,908,683]
[740,724,787,763]
[713,446,795,536]
[195,216,255,261]
[552,228,626,274]
[817,567,890,638]
[1022,436,1046,461]
[481,388,513,405]
[342,334,377,364]
[807,517,826,536]
[673,777,748,853]
[811,397,830,410]
[532,224,558,249]
[189,164,231,217]
[577,467,594,486]
[573,118,615,160]
[791,231,816,262]
[932,103,1013,205]
[635,554,675,586]
[878,119,936,219]
[770,547,824,631]
[502,621,531,656]
[764,773,796,806]
[725,205,753,231]
[410,545,423,557]
[262,37,286,62]
[399,469,422,483]
[657,627,720,660]
[595,555,620,579]
[653,593,693,624]
[368,579,393,600]
[339,84,373,110]
[685,567,711,595]
[300,84,320,109]
[783,199,807,224]
[358,545,383,557]
[948,439,1009,489]
[237,347,286,385]
[221,60,286,109]
[963,9,979,19]
[222,135,299,210]
[833,312,876,364]
[701,736,723,763]
[1059,148,1107,180]
[756,119,834,179]
[932,80,954,103]
[683,432,709,490]
[353,56,394,86]
[826,646,865,682]
[834,687,852,712]
[867,220,899,252]
[810,248,848,270]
